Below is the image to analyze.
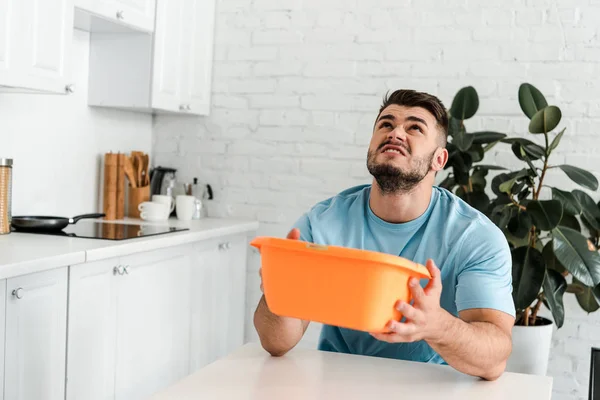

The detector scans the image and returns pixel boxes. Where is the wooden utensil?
[123,156,137,188]
[142,154,149,186]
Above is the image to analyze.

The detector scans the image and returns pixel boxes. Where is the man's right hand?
[259,228,300,293]
[254,227,308,357]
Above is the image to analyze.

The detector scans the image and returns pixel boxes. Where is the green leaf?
[552,226,600,286]
[471,131,507,144]
[448,117,462,137]
[453,131,474,152]
[466,191,490,213]
[483,141,499,153]
[543,240,566,274]
[543,269,567,328]
[595,283,600,305]
[450,86,479,120]
[498,169,532,195]
[572,189,600,232]
[502,138,545,160]
[558,213,581,232]
[557,165,599,191]
[473,165,508,172]
[549,128,566,153]
[470,169,486,191]
[515,144,539,177]
[439,175,455,190]
[511,246,546,310]
[551,187,581,216]
[529,106,562,134]
[508,210,533,239]
[518,83,548,119]
[573,277,600,313]
[491,205,513,229]
[527,200,563,231]
[467,144,484,163]
[566,283,585,295]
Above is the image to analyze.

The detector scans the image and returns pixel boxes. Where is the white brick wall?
[152,1,600,398]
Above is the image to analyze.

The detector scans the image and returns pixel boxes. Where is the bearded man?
[253,89,515,381]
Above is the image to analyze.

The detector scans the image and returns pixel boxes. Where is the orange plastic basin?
[250,236,431,333]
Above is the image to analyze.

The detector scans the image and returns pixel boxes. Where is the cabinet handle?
[116,10,124,19]
[123,265,130,274]
[12,288,23,299]
[65,84,74,93]
[113,265,124,275]
[179,104,186,111]
[219,242,231,251]
[186,104,191,111]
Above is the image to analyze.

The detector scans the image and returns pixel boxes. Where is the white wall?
[152,1,600,398]
[0,29,152,217]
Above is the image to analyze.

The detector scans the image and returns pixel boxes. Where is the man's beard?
[366,143,435,195]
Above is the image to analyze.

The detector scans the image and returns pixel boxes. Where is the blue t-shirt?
[292,184,515,365]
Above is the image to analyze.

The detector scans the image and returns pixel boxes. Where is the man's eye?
[380,122,393,129]
[410,125,423,133]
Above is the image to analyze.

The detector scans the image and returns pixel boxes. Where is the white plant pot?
[505,317,554,376]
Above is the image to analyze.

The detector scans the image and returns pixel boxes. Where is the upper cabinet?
[0,0,74,94]
[74,0,157,33]
[87,0,217,116]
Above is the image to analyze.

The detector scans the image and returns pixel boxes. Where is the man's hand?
[370,259,450,344]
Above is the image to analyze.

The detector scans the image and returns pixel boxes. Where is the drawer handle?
[113,265,124,275]
[116,10,124,19]
[12,287,23,299]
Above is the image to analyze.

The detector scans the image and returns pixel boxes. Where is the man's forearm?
[427,312,512,380]
[253,295,309,356]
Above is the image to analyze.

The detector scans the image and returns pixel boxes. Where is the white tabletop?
[148,343,553,400]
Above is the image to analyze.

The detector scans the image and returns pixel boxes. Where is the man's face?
[367,105,446,194]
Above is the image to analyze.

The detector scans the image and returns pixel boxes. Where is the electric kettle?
[149,166,177,197]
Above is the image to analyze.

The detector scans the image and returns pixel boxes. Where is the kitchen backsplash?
[0,29,152,217]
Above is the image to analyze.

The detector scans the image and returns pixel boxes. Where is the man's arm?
[253,228,310,356]
[254,294,310,356]
[370,259,515,381]
[427,308,513,380]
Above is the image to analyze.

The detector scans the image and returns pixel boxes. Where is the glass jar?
[0,158,13,235]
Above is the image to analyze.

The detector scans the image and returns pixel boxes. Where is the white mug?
[152,194,175,212]
[138,201,169,221]
[176,195,196,221]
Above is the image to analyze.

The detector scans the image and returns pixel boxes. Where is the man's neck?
[368,179,434,224]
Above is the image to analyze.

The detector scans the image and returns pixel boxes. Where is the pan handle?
[69,213,106,224]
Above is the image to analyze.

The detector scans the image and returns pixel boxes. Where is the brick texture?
[153,1,600,397]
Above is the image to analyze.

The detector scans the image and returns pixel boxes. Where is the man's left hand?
[370,259,450,345]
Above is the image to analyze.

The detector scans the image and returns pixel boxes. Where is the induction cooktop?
[16,221,188,240]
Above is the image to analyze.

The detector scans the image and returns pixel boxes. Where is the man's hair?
[376,89,449,146]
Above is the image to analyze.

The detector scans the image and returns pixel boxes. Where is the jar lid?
[0,158,13,167]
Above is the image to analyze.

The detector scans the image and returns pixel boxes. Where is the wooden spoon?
[123,156,137,188]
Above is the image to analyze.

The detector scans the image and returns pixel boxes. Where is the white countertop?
[148,343,553,400]
[0,217,259,280]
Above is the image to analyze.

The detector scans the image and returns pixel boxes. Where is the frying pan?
[11,213,106,232]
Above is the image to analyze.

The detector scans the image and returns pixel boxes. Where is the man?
[253,89,515,381]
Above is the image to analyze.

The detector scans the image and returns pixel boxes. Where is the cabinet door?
[0,0,16,83]
[0,279,5,400]
[179,0,217,116]
[18,0,73,93]
[150,0,185,113]
[66,259,119,400]
[80,0,156,32]
[115,245,192,400]
[5,267,68,400]
[189,239,221,371]
[223,235,248,354]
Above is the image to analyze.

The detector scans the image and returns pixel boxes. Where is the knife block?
[128,185,150,219]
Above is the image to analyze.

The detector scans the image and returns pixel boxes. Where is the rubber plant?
[439,86,507,213]
[488,83,600,328]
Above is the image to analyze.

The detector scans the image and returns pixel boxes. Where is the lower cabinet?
[65,233,249,399]
[4,267,69,400]
[0,232,251,400]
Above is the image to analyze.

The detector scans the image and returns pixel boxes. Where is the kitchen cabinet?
[189,234,248,372]
[0,0,74,94]
[0,280,5,400]
[4,267,68,400]
[67,245,192,400]
[87,0,217,116]
[74,0,156,33]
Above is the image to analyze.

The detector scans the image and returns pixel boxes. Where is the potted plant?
[486,83,600,375]
[439,86,507,212]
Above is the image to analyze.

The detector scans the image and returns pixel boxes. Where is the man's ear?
[432,147,449,172]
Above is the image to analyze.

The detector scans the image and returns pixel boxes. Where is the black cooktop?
[16,221,188,240]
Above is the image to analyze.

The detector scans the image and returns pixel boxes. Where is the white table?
[148,343,553,400]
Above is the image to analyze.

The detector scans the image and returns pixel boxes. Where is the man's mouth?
[380,144,408,156]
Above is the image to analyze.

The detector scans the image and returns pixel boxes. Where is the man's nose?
[388,125,407,141]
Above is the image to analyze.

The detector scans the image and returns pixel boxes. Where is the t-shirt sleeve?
[291,212,314,243]
[454,219,516,318]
